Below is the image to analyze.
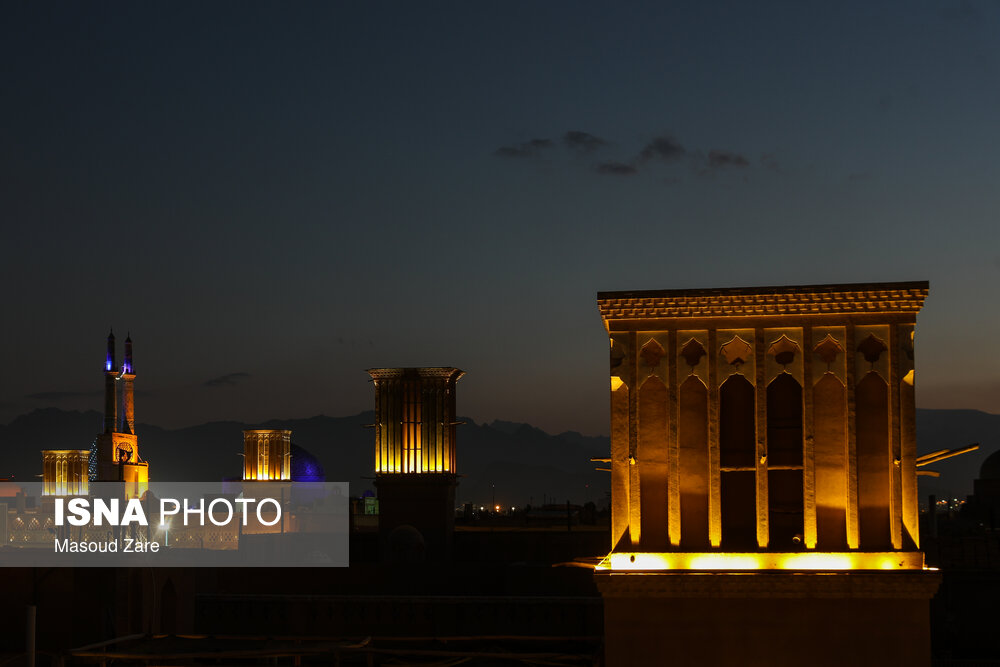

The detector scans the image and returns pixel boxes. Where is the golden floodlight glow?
[778,553,854,570]
[370,368,463,475]
[243,430,291,481]
[688,554,761,570]
[595,551,926,572]
[41,450,90,497]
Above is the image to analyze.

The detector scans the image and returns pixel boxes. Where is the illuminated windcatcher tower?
[369,367,463,474]
[42,450,89,496]
[594,282,940,667]
[368,367,463,561]
[243,430,292,481]
[91,330,148,498]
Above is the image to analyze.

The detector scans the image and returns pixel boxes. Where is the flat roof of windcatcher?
[597,280,929,322]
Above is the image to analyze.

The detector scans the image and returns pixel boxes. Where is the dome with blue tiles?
[290,443,325,482]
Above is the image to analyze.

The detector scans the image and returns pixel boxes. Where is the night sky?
[3,2,999,436]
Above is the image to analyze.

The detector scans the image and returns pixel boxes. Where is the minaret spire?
[103,329,118,434]
[105,328,116,372]
[123,332,133,374]
[121,333,136,434]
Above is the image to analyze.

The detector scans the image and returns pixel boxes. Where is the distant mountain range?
[0,408,610,507]
[0,408,996,506]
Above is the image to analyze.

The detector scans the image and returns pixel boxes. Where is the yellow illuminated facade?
[243,429,292,481]
[597,550,924,572]
[41,450,89,496]
[595,282,940,667]
[368,367,463,474]
[597,282,931,569]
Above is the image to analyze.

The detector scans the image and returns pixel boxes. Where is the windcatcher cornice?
[598,280,928,328]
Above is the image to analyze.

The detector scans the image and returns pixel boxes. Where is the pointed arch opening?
[720,374,755,468]
[767,373,804,549]
[856,371,891,549]
[720,374,756,549]
[767,373,803,467]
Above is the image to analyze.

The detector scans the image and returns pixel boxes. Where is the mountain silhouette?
[0,408,995,506]
[0,409,609,507]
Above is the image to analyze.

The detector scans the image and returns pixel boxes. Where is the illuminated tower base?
[597,568,940,667]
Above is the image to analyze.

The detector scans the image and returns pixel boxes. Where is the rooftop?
[598,280,929,322]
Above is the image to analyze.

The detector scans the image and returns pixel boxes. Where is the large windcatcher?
[596,281,931,569]
[367,367,464,475]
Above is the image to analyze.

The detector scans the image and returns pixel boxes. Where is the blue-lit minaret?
[105,329,115,371]
[123,333,133,374]
[103,329,117,434]
[120,333,136,434]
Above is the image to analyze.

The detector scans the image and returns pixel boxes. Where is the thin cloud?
[563,131,606,152]
[707,150,749,169]
[596,161,637,175]
[203,372,251,388]
[492,130,771,182]
[639,136,686,161]
[493,138,554,158]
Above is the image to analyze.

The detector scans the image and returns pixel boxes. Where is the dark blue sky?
[3,1,999,435]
